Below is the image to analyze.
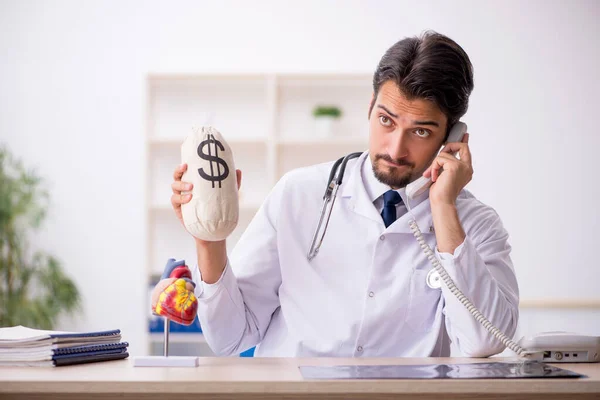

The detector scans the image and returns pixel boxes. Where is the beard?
[372,154,416,189]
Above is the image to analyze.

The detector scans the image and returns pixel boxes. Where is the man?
[161,31,519,357]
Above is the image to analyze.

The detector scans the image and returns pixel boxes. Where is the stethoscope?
[307,152,362,261]
[306,152,442,290]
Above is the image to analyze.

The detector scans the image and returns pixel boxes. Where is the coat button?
[369,291,374,297]
[379,235,385,240]
[357,346,363,352]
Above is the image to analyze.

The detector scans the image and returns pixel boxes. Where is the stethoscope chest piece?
[426,269,442,289]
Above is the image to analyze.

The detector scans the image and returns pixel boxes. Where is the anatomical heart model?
[134,259,199,367]
[153,258,198,325]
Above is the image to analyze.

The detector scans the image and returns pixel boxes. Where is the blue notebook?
[53,350,129,366]
[53,342,129,356]
[50,329,121,340]
[49,330,122,347]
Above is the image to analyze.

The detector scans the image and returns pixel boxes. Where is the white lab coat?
[192,151,519,357]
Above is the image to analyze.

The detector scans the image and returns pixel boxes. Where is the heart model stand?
[134,259,199,367]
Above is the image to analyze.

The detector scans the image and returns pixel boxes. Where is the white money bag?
[180,126,239,241]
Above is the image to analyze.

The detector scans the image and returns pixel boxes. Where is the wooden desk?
[0,357,598,400]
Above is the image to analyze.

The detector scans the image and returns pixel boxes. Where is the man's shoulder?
[455,189,505,230]
[277,159,337,193]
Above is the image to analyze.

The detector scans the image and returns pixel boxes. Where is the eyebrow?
[377,104,440,127]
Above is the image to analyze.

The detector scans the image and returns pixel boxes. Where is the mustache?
[374,154,415,168]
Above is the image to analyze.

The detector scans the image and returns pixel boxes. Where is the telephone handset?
[406,121,468,200]
[403,121,600,363]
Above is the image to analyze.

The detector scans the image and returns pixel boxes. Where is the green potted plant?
[312,105,343,138]
[0,145,80,329]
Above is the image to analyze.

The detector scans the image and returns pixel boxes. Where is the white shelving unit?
[145,73,372,355]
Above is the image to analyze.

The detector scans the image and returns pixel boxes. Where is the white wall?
[1,0,598,356]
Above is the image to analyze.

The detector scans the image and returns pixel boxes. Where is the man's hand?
[423,133,472,206]
[170,163,193,228]
[170,163,243,284]
[423,133,472,254]
[171,163,243,238]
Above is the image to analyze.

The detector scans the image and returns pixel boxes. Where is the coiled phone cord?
[408,218,535,358]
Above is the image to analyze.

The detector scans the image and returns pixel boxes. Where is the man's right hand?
[171,163,193,229]
[170,163,242,284]
[170,163,242,238]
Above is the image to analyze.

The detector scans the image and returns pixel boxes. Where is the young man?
[163,31,519,357]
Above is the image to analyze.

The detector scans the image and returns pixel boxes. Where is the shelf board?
[278,79,371,88]
[149,137,368,147]
[148,72,371,81]
[150,203,261,213]
[276,137,367,146]
[149,332,206,343]
[149,137,267,147]
[148,73,269,81]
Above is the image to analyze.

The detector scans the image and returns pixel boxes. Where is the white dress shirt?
[191,151,519,357]
[363,156,408,218]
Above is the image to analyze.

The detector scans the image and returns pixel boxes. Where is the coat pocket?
[405,269,442,333]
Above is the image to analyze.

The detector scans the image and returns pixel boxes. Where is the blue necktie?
[381,190,402,228]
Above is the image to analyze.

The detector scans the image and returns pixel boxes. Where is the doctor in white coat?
[161,31,519,358]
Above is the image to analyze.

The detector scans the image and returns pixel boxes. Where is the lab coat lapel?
[340,152,384,224]
[386,197,435,235]
[340,152,434,235]
[340,152,435,235]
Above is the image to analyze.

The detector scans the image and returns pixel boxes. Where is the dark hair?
[369,31,474,138]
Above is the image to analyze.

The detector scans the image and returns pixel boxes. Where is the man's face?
[368,81,448,189]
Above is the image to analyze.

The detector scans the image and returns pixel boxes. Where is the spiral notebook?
[53,342,128,356]
[53,348,129,367]
[0,326,128,367]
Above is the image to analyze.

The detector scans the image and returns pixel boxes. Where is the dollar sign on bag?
[197,134,230,188]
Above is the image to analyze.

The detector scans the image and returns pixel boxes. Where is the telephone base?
[518,332,600,363]
[133,355,199,367]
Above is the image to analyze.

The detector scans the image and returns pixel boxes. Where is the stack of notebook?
[0,325,129,367]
